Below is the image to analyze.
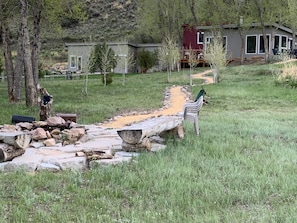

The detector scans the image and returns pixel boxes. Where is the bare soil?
[101,70,214,129]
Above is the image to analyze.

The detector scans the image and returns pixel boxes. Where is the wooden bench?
[56,113,77,122]
[117,116,184,152]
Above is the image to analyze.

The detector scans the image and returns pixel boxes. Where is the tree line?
[0,0,86,106]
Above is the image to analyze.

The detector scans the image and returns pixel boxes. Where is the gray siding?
[201,24,297,60]
[65,42,161,74]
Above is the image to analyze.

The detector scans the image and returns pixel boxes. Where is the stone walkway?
[0,70,213,173]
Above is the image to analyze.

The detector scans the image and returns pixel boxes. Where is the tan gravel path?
[102,69,213,129]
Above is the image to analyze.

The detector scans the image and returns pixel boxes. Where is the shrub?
[274,61,297,88]
[39,70,46,79]
[137,49,158,73]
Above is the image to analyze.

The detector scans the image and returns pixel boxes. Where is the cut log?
[39,87,53,121]
[117,116,184,145]
[0,144,25,162]
[14,133,32,149]
[84,151,113,161]
[122,137,151,152]
[0,132,31,149]
[117,129,142,144]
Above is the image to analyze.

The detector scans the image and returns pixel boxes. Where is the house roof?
[196,23,295,35]
[65,41,162,48]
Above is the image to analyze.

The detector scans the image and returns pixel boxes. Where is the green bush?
[39,69,46,79]
[137,49,158,73]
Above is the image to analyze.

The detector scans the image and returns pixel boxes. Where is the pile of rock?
[0,116,87,163]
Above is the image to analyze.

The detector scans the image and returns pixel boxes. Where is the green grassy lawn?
[1,64,297,222]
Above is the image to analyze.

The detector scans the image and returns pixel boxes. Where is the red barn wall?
[182,25,203,51]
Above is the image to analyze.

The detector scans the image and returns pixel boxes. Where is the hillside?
[48,0,138,45]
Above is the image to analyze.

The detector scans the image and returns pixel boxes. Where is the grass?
[0,70,200,124]
[1,64,297,222]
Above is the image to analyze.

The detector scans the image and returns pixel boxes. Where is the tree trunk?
[39,87,53,121]
[238,27,245,65]
[262,25,269,62]
[14,22,25,102]
[32,3,43,87]
[1,19,15,102]
[20,0,37,106]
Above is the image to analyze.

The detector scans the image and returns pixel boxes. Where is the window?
[70,55,76,69]
[274,35,280,50]
[205,36,227,48]
[205,36,213,44]
[197,32,204,44]
[259,35,270,54]
[246,35,257,54]
[281,36,287,48]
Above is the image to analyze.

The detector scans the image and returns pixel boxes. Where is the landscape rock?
[89,156,132,168]
[37,163,61,172]
[4,148,43,172]
[62,128,85,143]
[47,116,66,126]
[31,128,47,140]
[43,138,56,147]
[16,122,33,130]
[1,124,18,132]
[30,142,45,148]
[50,128,61,135]
[54,156,86,171]
[33,121,48,127]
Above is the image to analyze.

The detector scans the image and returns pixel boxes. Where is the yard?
[1,62,297,222]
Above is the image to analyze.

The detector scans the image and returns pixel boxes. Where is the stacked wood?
[0,132,31,162]
[0,144,25,162]
[117,116,184,152]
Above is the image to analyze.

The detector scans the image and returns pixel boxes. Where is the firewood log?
[0,144,25,162]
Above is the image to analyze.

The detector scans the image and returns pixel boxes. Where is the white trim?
[245,35,257,54]
[281,35,288,51]
[197,32,204,44]
[258,34,271,54]
[70,55,77,69]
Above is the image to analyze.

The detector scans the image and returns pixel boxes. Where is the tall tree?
[20,0,37,106]
[88,43,117,86]
[136,0,194,43]
[14,16,25,103]
[285,0,297,51]
[31,0,44,88]
[249,0,286,62]
[159,36,180,82]
[0,1,16,102]
[0,0,86,105]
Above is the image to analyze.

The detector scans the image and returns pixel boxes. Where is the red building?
[181,24,205,67]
